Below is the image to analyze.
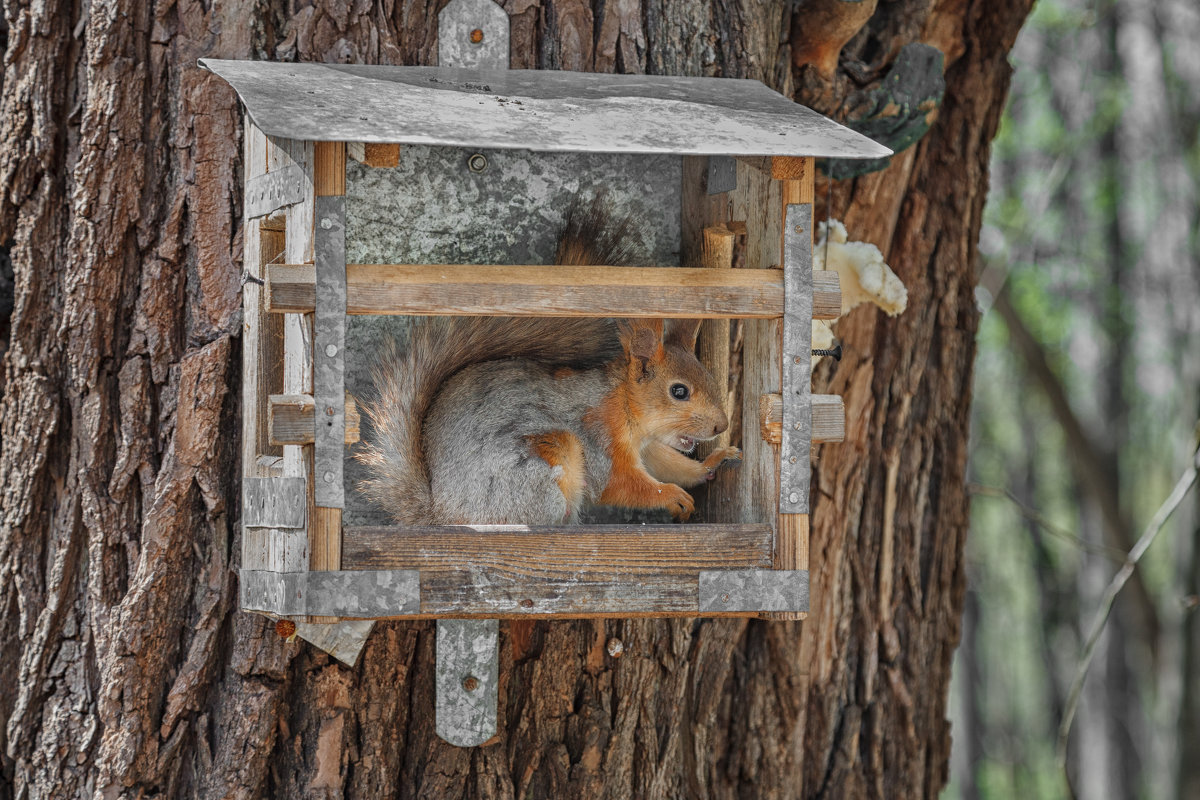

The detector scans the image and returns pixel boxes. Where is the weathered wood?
[348,142,401,168]
[771,155,812,180]
[760,393,845,444]
[699,225,735,452]
[265,262,841,319]
[268,393,361,445]
[343,524,774,571]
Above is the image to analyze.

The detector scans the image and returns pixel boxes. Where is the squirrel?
[356,198,742,525]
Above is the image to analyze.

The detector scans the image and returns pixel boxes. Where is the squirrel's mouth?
[673,435,697,454]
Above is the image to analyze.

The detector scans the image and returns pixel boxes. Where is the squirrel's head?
[617,319,729,454]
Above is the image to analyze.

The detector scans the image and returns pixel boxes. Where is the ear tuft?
[664,319,702,351]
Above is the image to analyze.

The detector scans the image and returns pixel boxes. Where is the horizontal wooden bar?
[267,263,842,320]
[759,393,845,445]
[268,393,360,446]
[342,524,774,617]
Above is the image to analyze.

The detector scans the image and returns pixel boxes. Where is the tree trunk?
[0,1,1031,798]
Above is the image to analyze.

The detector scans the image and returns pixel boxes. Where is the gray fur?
[424,361,613,524]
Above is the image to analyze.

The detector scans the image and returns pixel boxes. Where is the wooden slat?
[343,524,774,617]
[759,393,845,444]
[343,524,773,571]
[266,263,841,320]
[348,142,401,168]
[269,393,361,445]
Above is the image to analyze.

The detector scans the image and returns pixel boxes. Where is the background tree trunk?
[0,1,1030,797]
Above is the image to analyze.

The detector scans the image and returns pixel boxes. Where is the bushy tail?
[357,193,636,524]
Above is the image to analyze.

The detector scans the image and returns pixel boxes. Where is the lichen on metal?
[198,59,892,159]
[779,203,814,514]
[436,619,499,747]
[698,569,809,613]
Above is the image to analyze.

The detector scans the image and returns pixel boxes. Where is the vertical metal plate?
[707,155,737,194]
[436,619,499,747]
[779,203,813,513]
[438,0,509,70]
[313,196,346,508]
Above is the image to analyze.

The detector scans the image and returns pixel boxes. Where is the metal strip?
[436,619,499,747]
[438,0,509,70]
[294,620,375,667]
[245,164,307,219]
[779,203,813,513]
[243,477,307,528]
[313,196,346,507]
[239,569,419,616]
[707,155,737,194]
[698,569,809,613]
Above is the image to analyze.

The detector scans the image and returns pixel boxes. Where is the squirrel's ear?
[619,320,664,379]
[664,319,702,351]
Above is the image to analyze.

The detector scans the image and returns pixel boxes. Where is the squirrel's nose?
[713,410,728,437]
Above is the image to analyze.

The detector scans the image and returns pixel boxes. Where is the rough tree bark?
[0,1,1031,798]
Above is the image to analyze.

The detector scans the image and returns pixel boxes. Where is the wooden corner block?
[770,156,811,181]
[349,142,402,168]
[813,271,842,320]
[314,141,347,196]
[269,393,361,446]
[759,393,845,445]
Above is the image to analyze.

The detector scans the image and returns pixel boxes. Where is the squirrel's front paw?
[662,484,695,521]
[702,447,743,479]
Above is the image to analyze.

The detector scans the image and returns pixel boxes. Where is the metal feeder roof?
[199,60,891,160]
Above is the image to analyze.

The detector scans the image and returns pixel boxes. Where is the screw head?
[519,598,534,608]
[323,471,335,484]
[721,593,731,603]
[794,225,803,234]
[325,344,338,357]
[790,456,797,464]
[467,153,488,173]
[275,619,296,639]
[320,218,333,230]
[462,676,479,692]
[788,492,799,504]
[469,28,484,44]
[606,638,624,658]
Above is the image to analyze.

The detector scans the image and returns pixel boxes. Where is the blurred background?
[947,0,1200,797]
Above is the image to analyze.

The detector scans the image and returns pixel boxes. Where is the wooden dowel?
[269,393,361,446]
[759,393,845,444]
[266,263,842,320]
[699,225,736,452]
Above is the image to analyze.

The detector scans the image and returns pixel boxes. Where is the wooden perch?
[266,263,842,320]
[269,393,361,446]
[759,393,845,444]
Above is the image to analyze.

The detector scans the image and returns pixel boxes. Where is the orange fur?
[526,430,587,511]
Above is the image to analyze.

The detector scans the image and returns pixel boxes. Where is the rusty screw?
[469,28,484,44]
[275,619,297,639]
[606,638,624,658]
[519,598,534,608]
[462,676,480,692]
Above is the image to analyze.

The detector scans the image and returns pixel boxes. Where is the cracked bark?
[0,1,1030,797]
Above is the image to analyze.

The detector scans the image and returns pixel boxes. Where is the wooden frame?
[240,123,838,622]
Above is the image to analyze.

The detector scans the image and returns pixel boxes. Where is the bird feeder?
[203,0,888,748]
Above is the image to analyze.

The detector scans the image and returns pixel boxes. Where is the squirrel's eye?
[670,383,690,401]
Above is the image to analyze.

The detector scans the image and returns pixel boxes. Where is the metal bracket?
[294,620,376,667]
[438,0,509,70]
[240,569,420,617]
[699,569,809,613]
[707,156,737,194]
[245,164,307,219]
[779,203,814,514]
[243,477,307,529]
[313,196,346,508]
[436,619,499,747]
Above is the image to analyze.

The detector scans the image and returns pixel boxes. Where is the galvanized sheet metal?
[293,620,375,667]
[313,196,347,508]
[245,164,307,219]
[436,619,499,747]
[707,155,737,194]
[779,203,813,514]
[698,569,809,613]
[199,59,891,159]
[240,569,420,616]
[243,477,307,528]
[439,0,509,70]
